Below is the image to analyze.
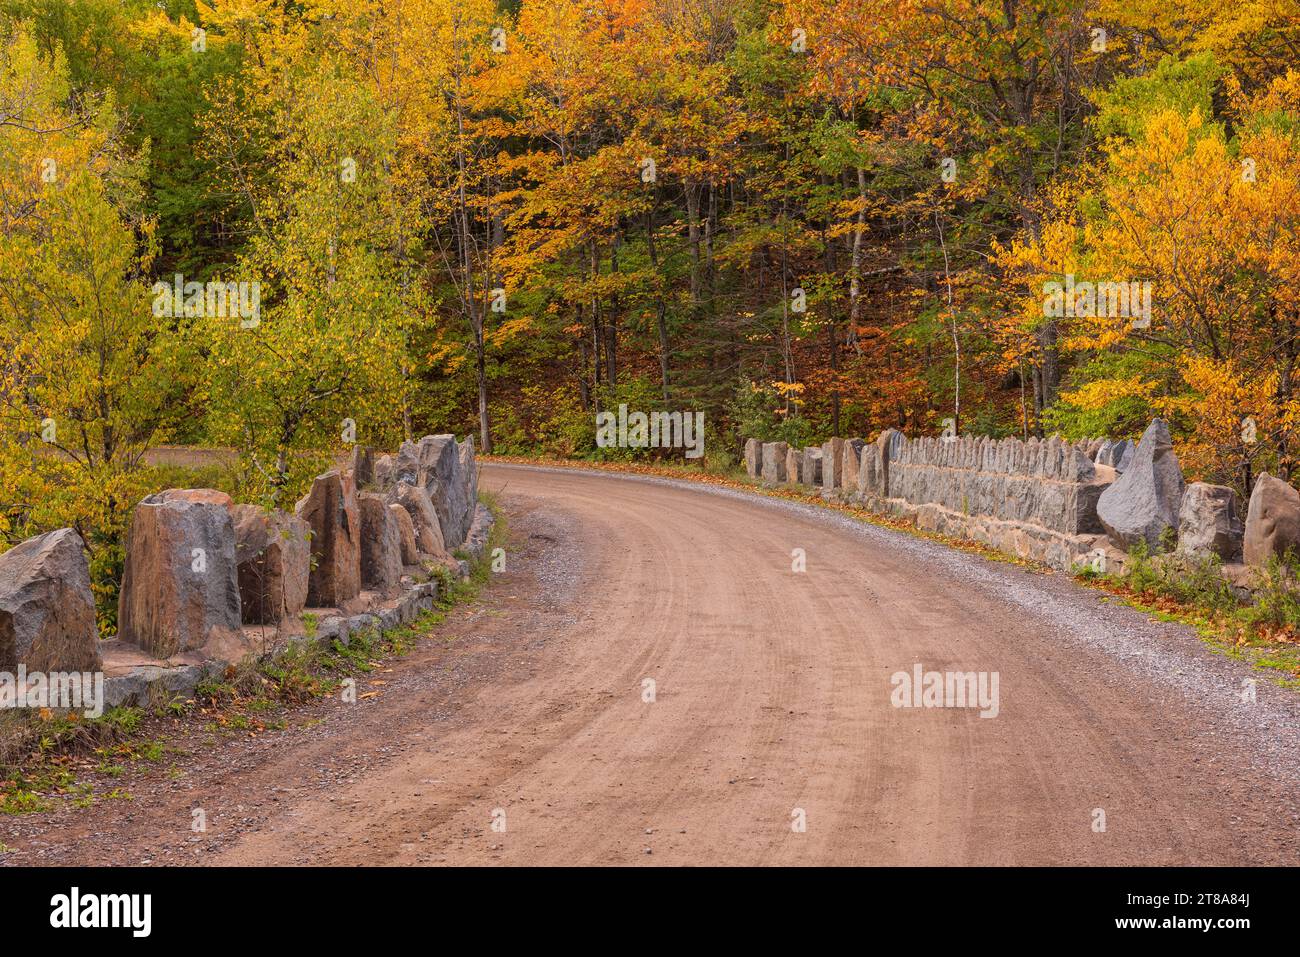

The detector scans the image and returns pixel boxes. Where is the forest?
[1,0,1298,623]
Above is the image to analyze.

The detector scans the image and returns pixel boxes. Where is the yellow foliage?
[1059,377,1158,412]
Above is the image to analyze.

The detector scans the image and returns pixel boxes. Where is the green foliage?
[0,457,242,632]
[1243,553,1300,632]
[1086,540,1300,683]
[200,54,415,505]
[1147,551,1239,615]
[729,379,780,442]
[726,378,817,455]
[771,415,816,451]
[490,383,594,457]
[589,378,670,461]
[1042,350,1173,441]
[1089,53,1224,143]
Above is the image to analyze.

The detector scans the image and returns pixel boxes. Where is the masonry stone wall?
[744,421,1300,585]
[877,434,1109,569]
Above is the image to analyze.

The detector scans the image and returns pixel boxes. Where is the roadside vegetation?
[1076,543,1300,689]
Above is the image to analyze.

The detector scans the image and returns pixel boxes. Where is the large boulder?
[821,437,845,491]
[743,439,762,479]
[0,528,101,672]
[802,447,823,486]
[1177,483,1243,561]
[1096,419,1185,551]
[1115,441,1135,474]
[393,440,422,486]
[391,482,447,558]
[373,454,395,492]
[295,471,362,609]
[858,444,883,496]
[389,503,421,565]
[840,438,866,491]
[230,505,311,625]
[1094,438,1131,470]
[1244,473,1300,566]
[357,492,403,597]
[761,441,788,483]
[459,435,478,517]
[415,434,473,548]
[119,489,242,657]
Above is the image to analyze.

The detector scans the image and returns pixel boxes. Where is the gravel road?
[6,463,1297,865]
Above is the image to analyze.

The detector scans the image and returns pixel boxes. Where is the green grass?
[1,789,52,815]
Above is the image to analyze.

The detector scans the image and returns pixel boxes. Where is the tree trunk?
[824,217,840,433]
[847,166,867,354]
[645,194,670,401]
[452,51,490,453]
[606,233,620,385]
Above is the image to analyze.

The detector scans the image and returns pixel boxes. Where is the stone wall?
[744,420,1300,582]
[874,434,1109,569]
[0,433,490,711]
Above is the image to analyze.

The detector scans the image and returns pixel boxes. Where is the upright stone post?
[802,447,824,486]
[119,489,241,656]
[761,442,789,484]
[785,446,802,484]
[0,528,101,671]
[821,437,845,492]
[296,470,362,609]
[840,439,866,492]
[876,429,904,499]
[358,492,404,598]
[230,505,311,625]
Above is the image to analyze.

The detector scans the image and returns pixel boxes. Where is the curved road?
[233,464,1300,865]
[10,463,1298,865]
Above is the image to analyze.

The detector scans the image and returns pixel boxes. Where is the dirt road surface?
[6,463,1299,865]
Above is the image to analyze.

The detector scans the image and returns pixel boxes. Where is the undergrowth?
[1075,540,1300,688]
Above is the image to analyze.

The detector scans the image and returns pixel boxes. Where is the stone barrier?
[118,489,242,658]
[784,446,802,484]
[296,470,363,610]
[839,439,865,492]
[801,447,823,486]
[0,433,489,712]
[744,419,1300,579]
[0,528,101,672]
[231,505,311,625]
[760,441,788,484]
[878,433,1107,568]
